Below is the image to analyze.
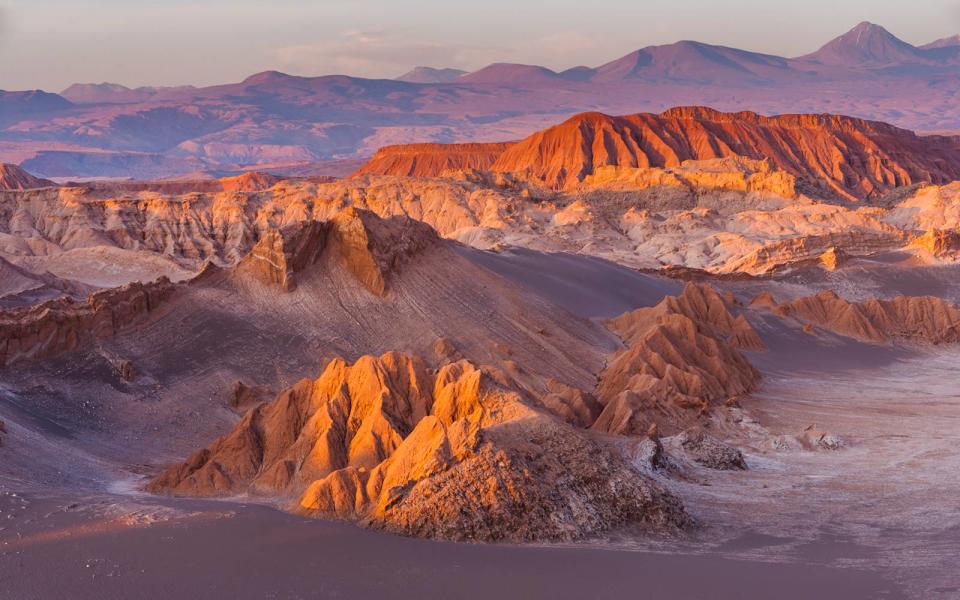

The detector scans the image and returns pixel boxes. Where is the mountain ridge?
[354,107,960,200]
[5,21,960,179]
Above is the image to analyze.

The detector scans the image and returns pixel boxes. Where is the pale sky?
[1,0,959,92]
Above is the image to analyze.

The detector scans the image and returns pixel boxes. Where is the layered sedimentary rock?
[0,278,175,366]
[77,171,287,195]
[754,290,960,344]
[148,352,687,542]
[236,220,329,291]
[593,283,762,436]
[0,209,447,367]
[3,154,956,288]
[353,107,960,200]
[911,229,960,258]
[354,143,513,179]
[236,208,441,296]
[327,208,440,296]
[579,157,798,199]
[0,163,54,190]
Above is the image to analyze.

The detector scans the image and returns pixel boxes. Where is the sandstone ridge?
[754,290,960,344]
[147,351,688,542]
[0,278,175,367]
[0,163,55,190]
[593,283,763,436]
[354,107,960,200]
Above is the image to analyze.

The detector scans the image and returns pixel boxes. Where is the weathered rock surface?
[148,352,688,542]
[0,278,175,366]
[0,163,54,190]
[354,143,513,179]
[236,221,329,291]
[677,429,747,470]
[755,290,960,344]
[592,283,762,436]
[1,158,954,284]
[328,208,439,296]
[237,208,441,296]
[354,107,960,200]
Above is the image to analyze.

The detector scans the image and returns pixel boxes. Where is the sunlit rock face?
[148,351,689,542]
[354,107,960,200]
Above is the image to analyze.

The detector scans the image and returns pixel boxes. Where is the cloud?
[271,30,499,77]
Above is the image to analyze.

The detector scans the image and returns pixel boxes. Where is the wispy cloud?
[271,30,500,78]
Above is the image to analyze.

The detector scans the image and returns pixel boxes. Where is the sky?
[1,0,959,91]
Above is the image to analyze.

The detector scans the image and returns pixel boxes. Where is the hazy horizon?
[1,0,959,91]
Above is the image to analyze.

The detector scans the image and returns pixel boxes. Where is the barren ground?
[2,249,958,599]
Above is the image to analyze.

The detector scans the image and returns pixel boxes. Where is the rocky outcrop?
[720,230,906,275]
[237,221,329,291]
[818,247,847,271]
[755,290,960,344]
[678,429,747,470]
[911,228,960,258]
[580,157,798,199]
[354,107,960,200]
[0,163,54,190]
[0,278,175,366]
[592,283,762,436]
[328,208,439,296]
[148,351,688,542]
[353,143,513,179]
[236,209,439,296]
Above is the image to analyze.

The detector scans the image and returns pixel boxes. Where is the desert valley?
[3,8,960,600]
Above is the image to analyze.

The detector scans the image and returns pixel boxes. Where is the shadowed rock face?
[755,290,960,344]
[328,208,440,297]
[237,207,442,296]
[236,221,330,292]
[148,351,688,542]
[0,208,449,368]
[0,164,54,190]
[0,278,175,366]
[593,283,763,436]
[354,107,960,200]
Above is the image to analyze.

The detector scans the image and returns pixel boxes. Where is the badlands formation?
[4,107,960,597]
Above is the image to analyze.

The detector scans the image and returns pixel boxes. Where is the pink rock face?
[353,143,513,179]
[0,278,175,366]
[592,283,763,437]
[355,107,960,200]
[0,163,54,190]
[759,290,960,344]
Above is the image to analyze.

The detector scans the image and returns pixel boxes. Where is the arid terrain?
[3,22,960,180]
[4,33,960,595]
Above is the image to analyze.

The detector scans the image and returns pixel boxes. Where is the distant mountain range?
[2,22,959,179]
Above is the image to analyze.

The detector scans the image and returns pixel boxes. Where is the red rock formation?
[328,208,439,297]
[0,163,54,190]
[354,107,960,200]
[0,278,175,366]
[148,351,687,542]
[236,221,329,292]
[353,142,513,179]
[235,208,439,296]
[756,290,960,344]
[592,283,762,436]
[912,228,960,257]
